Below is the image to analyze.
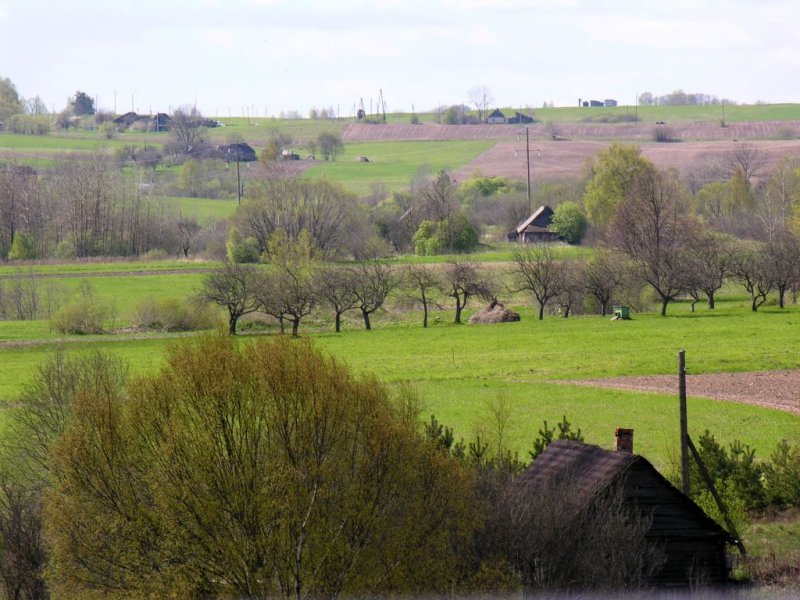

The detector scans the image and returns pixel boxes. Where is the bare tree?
[508,246,563,320]
[418,170,458,223]
[468,86,494,123]
[607,167,694,316]
[349,260,396,330]
[169,106,207,155]
[315,267,358,333]
[683,229,735,310]
[722,142,766,182]
[765,228,800,309]
[177,215,201,258]
[234,178,357,259]
[196,262,261,334]
[583,251,621,316]
[554,261,585,318]
[730,242,774,312]
[442,261,492,324]
[404,264,440,328]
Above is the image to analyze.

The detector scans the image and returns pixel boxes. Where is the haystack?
[469,299,520,324]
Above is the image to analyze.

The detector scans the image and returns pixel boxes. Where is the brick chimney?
[615,428,634,453]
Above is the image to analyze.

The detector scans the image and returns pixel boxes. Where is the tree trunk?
[660,297,668,316]
[751,295,758,312]
[362,309,371,330]
[707,292,715,309]
[600,300,607,317]
[454,301,463,324]
[292,317,300,337]
[422,302,428,328]
[228,314,238,335]
[334,311,341,333]
[779,287,786,309]
[538,303,545,320]
[690,298,697,313]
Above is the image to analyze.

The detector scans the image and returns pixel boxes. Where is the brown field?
[453,139,800,183]
[343,122,800,183]
[561,370,800,416]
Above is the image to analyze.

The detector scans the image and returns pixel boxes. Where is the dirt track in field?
[560,370,800,415]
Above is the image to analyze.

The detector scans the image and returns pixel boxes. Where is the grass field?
[156,195,239,224]
[303,139,495,194]
[2,278,800,470]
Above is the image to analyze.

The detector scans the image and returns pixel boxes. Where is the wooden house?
[218,142,257,162]
[486,109,507,124]
[507,205,559,243]
[517,438,734,587]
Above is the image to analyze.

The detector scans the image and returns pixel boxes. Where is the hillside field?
[1,259,800,471]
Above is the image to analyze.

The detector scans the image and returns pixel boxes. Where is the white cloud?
[579,15,757,50]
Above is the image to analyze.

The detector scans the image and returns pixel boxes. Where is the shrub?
[49,284,112,335]
[130,297,217,332]
[7,233,36,260]
[653,125,678,142]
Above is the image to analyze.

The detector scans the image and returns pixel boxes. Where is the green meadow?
[1,274,799,470]
[303,140,495,194]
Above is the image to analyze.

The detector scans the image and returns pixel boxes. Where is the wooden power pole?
[678,349,690,496]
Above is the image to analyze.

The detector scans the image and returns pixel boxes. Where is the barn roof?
[517,440,734,542]
[487,109,506,118]
[514,205,553,235]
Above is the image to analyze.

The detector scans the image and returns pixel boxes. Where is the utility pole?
[525,126,531,213]
[678,349,690,496]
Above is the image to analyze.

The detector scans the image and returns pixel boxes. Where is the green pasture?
[304,139,495,194]
[531,103,800,124]
[0,259,216,277]
[0,131,137,152]
[156,195,238,224]
[1,290,799,468]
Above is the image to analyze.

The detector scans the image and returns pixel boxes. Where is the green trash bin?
[613,305,631,320]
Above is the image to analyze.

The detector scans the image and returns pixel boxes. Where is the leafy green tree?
[69,91,95,116]
[7,232,36,260]
[0,76,23,124]
[316,131,343,161]
[43,336,476,598]
[550,201,588,244]
[583,143,652,227]
[178,159,201,197]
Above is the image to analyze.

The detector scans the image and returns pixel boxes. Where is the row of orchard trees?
[201,219,800,340]
[199,236,495,336]
[0,156,203,260]
[1,335,668,598]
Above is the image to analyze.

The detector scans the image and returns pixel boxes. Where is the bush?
[130,297,217,332]
[225,228,261,263]
[7,233,36,260]
[49,284,112,335]
[6,114,50,135]
[653,125,678,142]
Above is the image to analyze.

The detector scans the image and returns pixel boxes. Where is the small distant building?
[486,109,507,124]
[151,113,172,132]
[113,112,140,127]
[508,111,534,124]
[589,100,604,107]
[507,205,559,243]
[218,142,257,162]
[605,99,618,107]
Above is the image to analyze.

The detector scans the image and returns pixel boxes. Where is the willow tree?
[44,336,475,598]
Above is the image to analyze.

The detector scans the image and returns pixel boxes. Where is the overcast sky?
[2,0,799,118]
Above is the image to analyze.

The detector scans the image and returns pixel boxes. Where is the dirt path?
[560,370,800,415]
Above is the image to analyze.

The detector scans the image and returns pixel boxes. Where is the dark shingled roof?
[517,440,734,543]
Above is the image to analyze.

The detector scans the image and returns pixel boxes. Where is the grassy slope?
[303,140,495,194]
[2,291,800,468]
